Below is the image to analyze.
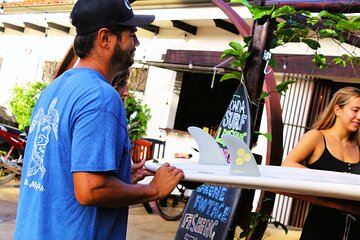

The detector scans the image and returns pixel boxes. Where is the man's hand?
[149,163,184,199]
[131,159,154,184]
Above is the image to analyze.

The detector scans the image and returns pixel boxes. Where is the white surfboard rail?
[146,126,360,202]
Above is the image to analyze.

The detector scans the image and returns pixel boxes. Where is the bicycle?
[154,184,191,221]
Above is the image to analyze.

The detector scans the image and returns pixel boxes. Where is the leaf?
[254,131,273,142]
[220,71,242,82]
[229,41,244,52]
[276,80,295,96]
[269,53,278,68]
[230,0,252,9]
[250,6,274,20]
[243,36,252,46]
[230,59,242,69]
[333,57,346,68]
[301,38,321,50]
[336,19,360,30]
[271,5,296,19]
[259,92,270,99]
[276,21,289,31]
[319,29,337,38]
[221,48,240,58]
[312,53,328,69]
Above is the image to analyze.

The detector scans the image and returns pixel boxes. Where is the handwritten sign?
[175,184,243,240]
[175,82,253,239]
[213,83,251,163]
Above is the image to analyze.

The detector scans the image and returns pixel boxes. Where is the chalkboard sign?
[175,184,243,240]
[213,82,251,163]
[175,82,252,239]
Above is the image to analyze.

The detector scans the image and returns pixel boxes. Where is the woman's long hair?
[312,86,360,143]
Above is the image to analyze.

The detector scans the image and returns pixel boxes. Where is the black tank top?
[307,136,360,174]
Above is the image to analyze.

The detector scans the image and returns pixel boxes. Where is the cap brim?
[121,14,155,26]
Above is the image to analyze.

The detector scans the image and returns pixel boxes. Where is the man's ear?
[97,28,113,49]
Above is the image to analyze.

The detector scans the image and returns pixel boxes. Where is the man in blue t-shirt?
[14,0,184,239]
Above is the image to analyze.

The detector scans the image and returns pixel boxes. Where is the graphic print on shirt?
[24,98,59,191]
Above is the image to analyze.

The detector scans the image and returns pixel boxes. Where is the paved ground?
[0,180,301,240]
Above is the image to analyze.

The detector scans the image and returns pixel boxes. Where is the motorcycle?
[0,123,26,185]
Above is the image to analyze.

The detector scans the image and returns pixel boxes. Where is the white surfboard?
[146,126,360,201]
[145,162,360,201]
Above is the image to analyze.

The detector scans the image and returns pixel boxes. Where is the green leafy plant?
[230,0,360,69]
[9,80,50,131]
[239,212,288,239]
[124,94,151,142]
[221,0,359,143]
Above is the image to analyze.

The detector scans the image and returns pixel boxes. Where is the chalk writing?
[181,213,218,239]
[214,126,247,147]
[222,99,248,132]
[175,185,242,240]
[196,185,227,201]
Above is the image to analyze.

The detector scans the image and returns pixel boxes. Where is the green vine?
[220,0,360,143]
[227,0,360,70]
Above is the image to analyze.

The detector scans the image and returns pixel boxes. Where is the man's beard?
[109,42,134,76]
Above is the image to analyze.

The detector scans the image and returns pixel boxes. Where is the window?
[174,72,238,132]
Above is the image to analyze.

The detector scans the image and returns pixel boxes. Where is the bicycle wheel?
[0,167,15,185]
[0,145,20,185]
[155,184,190,221]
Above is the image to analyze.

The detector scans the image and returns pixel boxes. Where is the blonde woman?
[282,86,360,240]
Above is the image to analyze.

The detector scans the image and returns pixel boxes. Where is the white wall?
[0,30,73,107]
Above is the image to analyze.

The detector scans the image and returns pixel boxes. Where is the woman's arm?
[73,163,184,208]
[282,130,323,168]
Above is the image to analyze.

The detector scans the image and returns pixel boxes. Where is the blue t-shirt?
[14,68,132,240]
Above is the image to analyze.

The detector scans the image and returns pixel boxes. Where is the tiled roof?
[4,0,75,6]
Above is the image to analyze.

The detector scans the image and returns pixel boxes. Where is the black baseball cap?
[70,0,155,35]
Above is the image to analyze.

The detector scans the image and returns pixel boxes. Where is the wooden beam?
[24,22,46,33]
[163,49,360,80]
[3,22,24,32]
[139,24,160,34]
[47,22,70,34]
[171,20,197,35]
[0,26,4,32]
[212,0,251,37]
[254,0,360,13]
[274,54,360,80]
[213,19,239,35]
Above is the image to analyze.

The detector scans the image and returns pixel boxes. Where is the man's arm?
[73,163,183,208]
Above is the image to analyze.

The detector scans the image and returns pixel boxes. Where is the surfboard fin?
[221,134,261,176]
[188,126,227,165]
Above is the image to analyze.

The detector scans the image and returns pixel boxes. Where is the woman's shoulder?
[302,129,324,140]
